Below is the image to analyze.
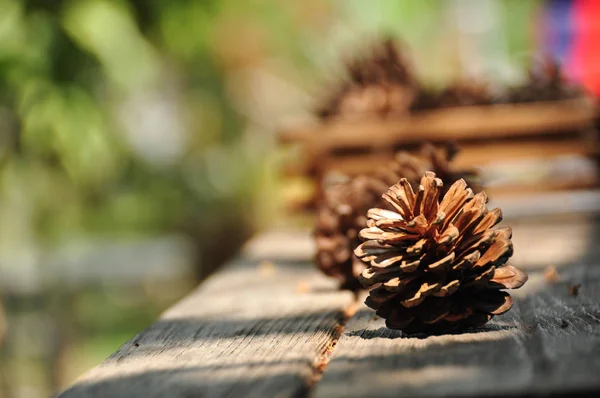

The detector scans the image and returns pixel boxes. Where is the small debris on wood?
[342,302,359,319]
[306,302,356,391]
[296,281,310,294]
[544,265,560,283]
[258,261,276,276]
[568,284,581,296]
[560,320,569,328]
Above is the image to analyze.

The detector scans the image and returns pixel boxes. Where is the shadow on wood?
[57,256,355,398]
[59,364,311,398]
[344,315,519,340]
[314,262,600,398]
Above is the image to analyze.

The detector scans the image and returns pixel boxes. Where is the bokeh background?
[0,0,597,397]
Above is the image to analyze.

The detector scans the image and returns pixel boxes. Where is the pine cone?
[412,81,495,111]
[314,175,371,290]
[410,88,441,112]
[314,143,480,290]
[317,37,418,120]
[508,57,583,103]
[355,172,527,334]
[434,80,494,108]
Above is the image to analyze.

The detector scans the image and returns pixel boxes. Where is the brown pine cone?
[355,172,527,334]
[412,80,496,111]
[314,175,371,290]
[317,37,418,120]
[508,57,584,103]
[434,80,494,108]
[314,143,480,290]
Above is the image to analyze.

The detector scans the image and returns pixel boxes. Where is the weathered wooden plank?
[282,139,598,178]
[313,219,600,398]
[58,243,355,398]
[57,211,600,397]
[279,98,596,147]
[310,141,595,176]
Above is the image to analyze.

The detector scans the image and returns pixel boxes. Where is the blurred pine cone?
[317,37,418,120]
[508,57,583,103]
[434,80,494,108]
[411,80,494,111]
[355,172,527,334]
[314,143,480,290]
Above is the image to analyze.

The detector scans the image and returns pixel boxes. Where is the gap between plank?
[297,296,359,397]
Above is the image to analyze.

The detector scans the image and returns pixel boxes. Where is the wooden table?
[57,192,600,398]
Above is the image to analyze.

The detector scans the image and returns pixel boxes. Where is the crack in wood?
[57,259,357,398]
[298,301,359,398]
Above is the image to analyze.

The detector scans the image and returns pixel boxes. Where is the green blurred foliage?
[0,0,274,248]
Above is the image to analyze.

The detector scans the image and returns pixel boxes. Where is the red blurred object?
[541,0,600,98]
[571,0,600,97]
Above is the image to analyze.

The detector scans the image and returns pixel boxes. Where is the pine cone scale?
[472,291,513,315]
[434,280,460,297]
[419,297,453,323]
[489,264,528,289]
[427,252,455,271]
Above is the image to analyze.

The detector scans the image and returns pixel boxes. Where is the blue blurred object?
[542,0,575,66]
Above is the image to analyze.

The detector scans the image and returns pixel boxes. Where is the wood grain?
[313,219,600,398]
[58,255,355,398]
